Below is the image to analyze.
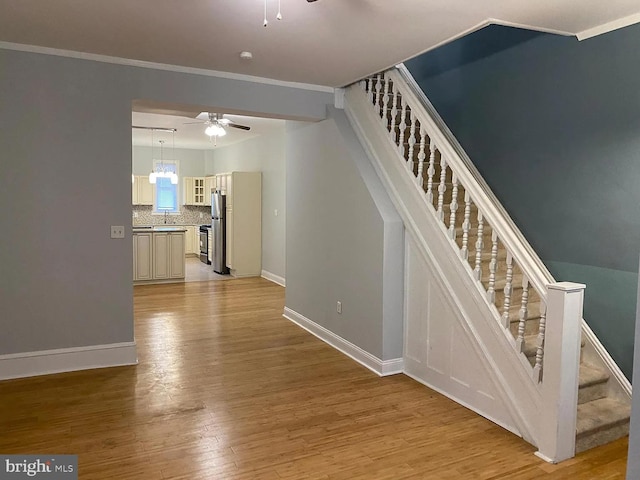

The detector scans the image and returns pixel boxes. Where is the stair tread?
[579,363,610,388]
[576,397,631,437]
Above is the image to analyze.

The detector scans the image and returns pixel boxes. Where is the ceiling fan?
[185,112,251,139]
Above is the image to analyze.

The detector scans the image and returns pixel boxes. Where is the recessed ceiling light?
[240,51,253,60]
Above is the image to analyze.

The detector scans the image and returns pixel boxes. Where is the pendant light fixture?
[148,130,178,185]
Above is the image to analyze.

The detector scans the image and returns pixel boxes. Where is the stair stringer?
[344,85,543,447]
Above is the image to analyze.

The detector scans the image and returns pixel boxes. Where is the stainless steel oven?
[199,225,211,264]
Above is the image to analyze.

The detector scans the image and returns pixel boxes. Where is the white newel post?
[535,282,585,464]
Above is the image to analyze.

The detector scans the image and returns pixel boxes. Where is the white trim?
[533,451,556,464]
[582,321,632,398]
[334,88,346,109]
[577,12,640,40]
[0,41,335,93]
[261,270,286,287]
[0,342,138,380]
[486,18,574,37]
[283,307,403,376]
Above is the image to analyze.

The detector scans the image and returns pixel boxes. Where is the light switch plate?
[110,226,125,239]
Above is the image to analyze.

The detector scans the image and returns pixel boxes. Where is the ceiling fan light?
[205,123,226,137]
[205,124,217,137]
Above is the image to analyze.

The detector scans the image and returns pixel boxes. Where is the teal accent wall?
[405,24,640,379]
[547,262,638,378]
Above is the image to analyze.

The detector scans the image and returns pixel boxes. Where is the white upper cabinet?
[132,175,154,205]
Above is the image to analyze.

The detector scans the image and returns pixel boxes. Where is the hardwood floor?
[0,278,629,479]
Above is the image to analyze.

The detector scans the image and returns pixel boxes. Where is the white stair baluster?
[390,82,398,140]
[533,300,547,382]
[407,115,418,174]
[436,157,447,221]
[516,276,530,352]
[415,125,425,186]
[460,192,472,260]
[501,253,514,328]
[426,143,436,201]
[448,174,459,239]
[487,231,499,303]
[374,74,383,114]
[398,102,407,157]
[366,77,374,104]
[381,74,390,125]
[473,212,484,280]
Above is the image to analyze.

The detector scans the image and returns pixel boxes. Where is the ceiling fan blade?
[227,123,251,131]
[183,121,205,125]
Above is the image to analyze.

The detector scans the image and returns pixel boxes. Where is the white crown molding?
[0,342,138,380]
[0,41,335,93]
[261,270,286,287]
[283,307,403,377]
[577,12,640,40]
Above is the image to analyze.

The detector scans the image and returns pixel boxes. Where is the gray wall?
[285,108,404,360]
[0,47,331,356]
[627,259,640,479]
[204,128,286,279]
[405,24,640,379]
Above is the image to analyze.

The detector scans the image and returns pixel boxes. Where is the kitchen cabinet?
[153,232,185,279]
[183,177,206,205]
[183,225,202,256]
[133,229,185,284]
[184,226,195,255]
[133,232,152,280]
[224,171,261,277]
[215,173,231,195]
[132,175,154,205]
[204,176,216,206]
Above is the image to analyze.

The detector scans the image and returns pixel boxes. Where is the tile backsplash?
[133,205,211,226]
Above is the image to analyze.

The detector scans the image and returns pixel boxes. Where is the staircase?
[343,66,631,461]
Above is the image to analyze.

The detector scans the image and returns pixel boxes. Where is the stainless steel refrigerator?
[211,190,229,274]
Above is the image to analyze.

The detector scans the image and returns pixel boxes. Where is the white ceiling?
[1,0,639,87]
[132,112,285,150]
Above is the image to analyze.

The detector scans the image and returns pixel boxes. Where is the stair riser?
[575,421,630,453]
[578,382,609,405]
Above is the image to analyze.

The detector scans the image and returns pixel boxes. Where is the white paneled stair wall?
[343,66,631,462]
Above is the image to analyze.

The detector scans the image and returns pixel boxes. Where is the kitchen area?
[132,171,262,285]
[130,108,287,288]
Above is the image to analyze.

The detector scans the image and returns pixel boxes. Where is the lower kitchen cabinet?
[133,230,185,284]
[133,233,152,281]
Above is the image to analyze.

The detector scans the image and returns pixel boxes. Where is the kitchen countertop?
[133,226,188,233]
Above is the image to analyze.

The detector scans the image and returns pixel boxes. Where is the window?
[153,161,180,214]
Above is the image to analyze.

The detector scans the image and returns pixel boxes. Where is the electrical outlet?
[274,209,278,217]
[337,301,342,314]
[199,212,203,219]
[133,212,138,218]
[110,225,125,239]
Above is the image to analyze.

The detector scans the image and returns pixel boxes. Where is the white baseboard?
[283,307,403,377]
[261,270,286,287]
[0,342,138,380]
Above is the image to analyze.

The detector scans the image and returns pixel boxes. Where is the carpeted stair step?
[578,364,610,404]
[576,397,631,453]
